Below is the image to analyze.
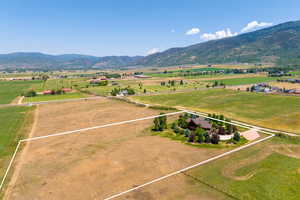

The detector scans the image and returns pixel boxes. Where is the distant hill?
[0,52,143,70]
[135,20,300,67]
[1,20,300,71]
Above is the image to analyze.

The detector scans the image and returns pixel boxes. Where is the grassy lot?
[0,80,42,104]
[207,76,278,86]
[24,92,88,102]
[187,136,300,200]
[0,106,35,196]
[132,89,300,134]
[83,80,206,96]
[31,78,89,92]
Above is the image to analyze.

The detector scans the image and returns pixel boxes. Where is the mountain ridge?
[135,20,300,67]
[1,20,300,70]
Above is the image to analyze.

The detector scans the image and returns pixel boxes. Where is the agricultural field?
[0,80,42,104]
[0,106,35,199]
[132,89,300,134]
[207,76,278,86]
[82,78,206,96]
[125,136,300,200]
[30,78,89,92]
[269,81,300,90]
[3,99,229,199]
[23,92,88,103]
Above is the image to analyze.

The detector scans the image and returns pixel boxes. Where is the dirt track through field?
[4,99,227,199]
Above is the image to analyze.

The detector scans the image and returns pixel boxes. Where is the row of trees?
[160,80,184,87]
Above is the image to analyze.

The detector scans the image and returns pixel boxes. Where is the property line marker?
[0,111,184,192]
[103,134,274,200]
[0,141,22,191]
[21,111,185,142]
[0,107,294,197]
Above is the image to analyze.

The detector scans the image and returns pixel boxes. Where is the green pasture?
[187,136,300,200]
[0,80,42,104]
[132,89,300,134]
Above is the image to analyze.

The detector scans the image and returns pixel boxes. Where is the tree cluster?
[153,113,167,131]
[110,87,135,96]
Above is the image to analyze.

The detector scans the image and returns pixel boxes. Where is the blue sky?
[0,0,299,56]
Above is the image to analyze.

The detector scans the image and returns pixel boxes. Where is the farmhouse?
[186,117,212,131]
[43,90,52,95]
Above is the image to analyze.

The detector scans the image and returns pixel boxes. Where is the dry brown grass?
[269,82,300,90]
[4,99,226,200]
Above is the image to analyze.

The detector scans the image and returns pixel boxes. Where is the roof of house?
[186,117,212,129]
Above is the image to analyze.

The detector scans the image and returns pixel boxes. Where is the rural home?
[43,90,53,95]
[186,117,212,131]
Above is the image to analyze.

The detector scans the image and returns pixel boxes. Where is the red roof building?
[43,90,53,95]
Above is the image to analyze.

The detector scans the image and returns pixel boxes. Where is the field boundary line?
[21,111,185,142]
[103,134,274,200]
[0,111,184,192]
[0,141,21,191]
[182,172,240,200]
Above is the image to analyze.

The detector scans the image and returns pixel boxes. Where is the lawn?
[186,136,300,200]
[24,92,88,102]
[0,80,42,104]
[207,76,278,86]
[0,106,34,196]
[132,89,300,134]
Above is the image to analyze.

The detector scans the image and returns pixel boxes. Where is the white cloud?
[241,21,273,33]
[185,28,200,35]
[171,29,175,33]
[147,48,159,55]
[201,28,238,41]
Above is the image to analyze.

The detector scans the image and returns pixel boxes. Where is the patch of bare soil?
[31,98,165,137]
[222,144,300,181]
[5,99,226,200]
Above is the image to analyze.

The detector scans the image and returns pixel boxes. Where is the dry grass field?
[269,82,300,90]
[4,98,227,200]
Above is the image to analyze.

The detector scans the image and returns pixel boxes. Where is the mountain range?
[1,20,300,70]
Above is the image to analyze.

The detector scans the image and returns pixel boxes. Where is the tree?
[153,117,160,131]
[153,113,167,131]
[111,88,120,96]
[195,128,205,143]
[211,134,220,144]
[143,89,147,93]
[170,80,175,86]
[233,132,241,142]
[204,132,211,143]
[188,133,195,142]
[178,115,188,129]
[180,80,184,85]
[184,129,191,137]
[23,89,37,97]
[159,113,167,129]
[171,122,177,130]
